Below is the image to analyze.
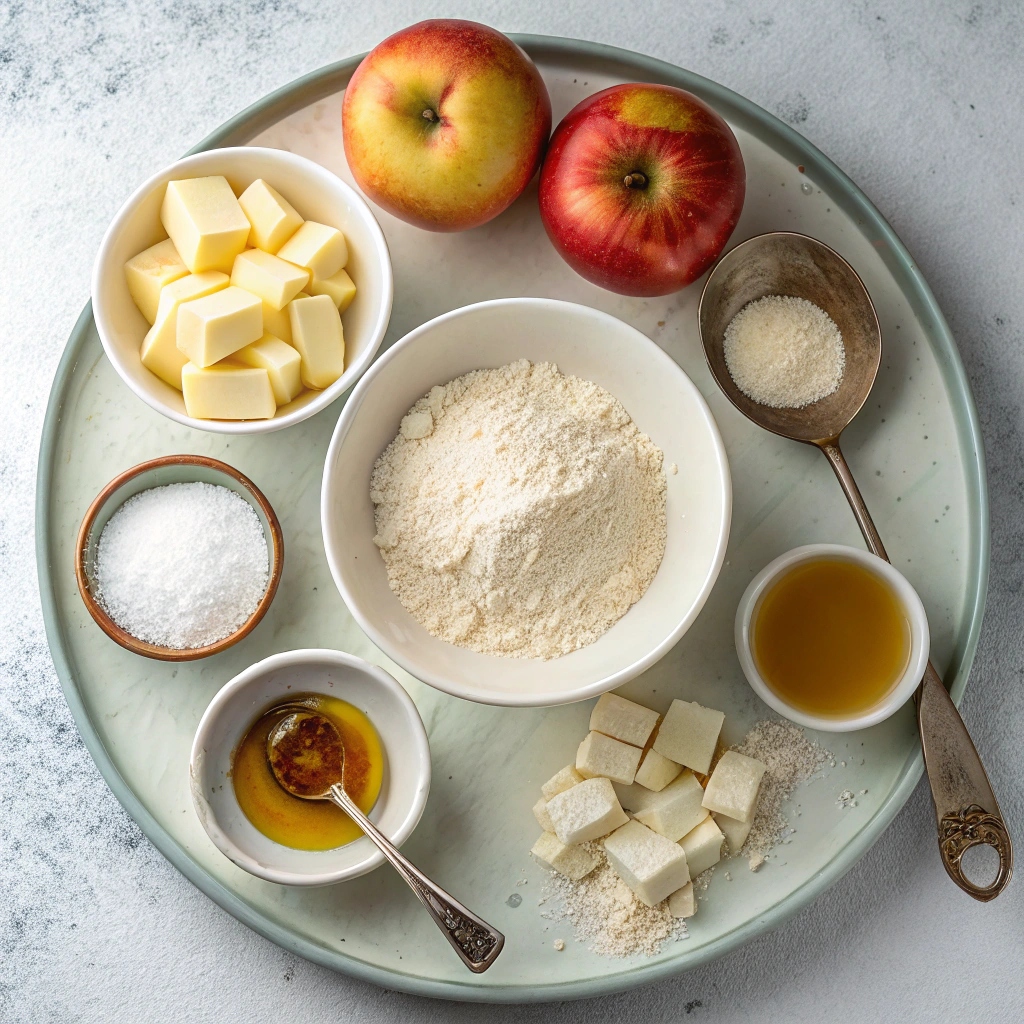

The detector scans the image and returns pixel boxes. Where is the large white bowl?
[189,649,430,886]
[321,298,732,707]
[92,147,393,434]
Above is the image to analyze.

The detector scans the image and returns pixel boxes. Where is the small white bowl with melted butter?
[92,146,392,434]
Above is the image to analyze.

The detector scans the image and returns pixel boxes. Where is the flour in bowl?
[370,360,667,659]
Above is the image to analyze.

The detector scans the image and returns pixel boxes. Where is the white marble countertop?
[2,1,1022,1020]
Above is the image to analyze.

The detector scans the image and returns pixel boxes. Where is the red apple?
[539,84,745,295]
[342,20,551,232]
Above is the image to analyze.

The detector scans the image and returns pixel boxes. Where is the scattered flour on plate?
[370,360,667,659]
[723,295,845,408]
[732,719,832,868]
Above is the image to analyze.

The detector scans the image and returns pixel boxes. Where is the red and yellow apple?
[342,20,552,232]
[538,84,745,295]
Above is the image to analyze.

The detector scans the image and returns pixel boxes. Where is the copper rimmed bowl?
[75,454,284,660]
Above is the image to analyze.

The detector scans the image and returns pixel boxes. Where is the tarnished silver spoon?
[699,231,1011,900]
[267,709,504,971]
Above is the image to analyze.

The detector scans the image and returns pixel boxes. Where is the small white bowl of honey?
[735,544,930,732]
[190,648,430,885]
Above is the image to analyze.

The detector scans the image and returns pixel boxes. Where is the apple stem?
[623,172,648,189]
[422,108,438,122]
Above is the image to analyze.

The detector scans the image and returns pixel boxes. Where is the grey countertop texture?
[2,1,1022,1021]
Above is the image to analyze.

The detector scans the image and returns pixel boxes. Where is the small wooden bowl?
[75,454,284,661]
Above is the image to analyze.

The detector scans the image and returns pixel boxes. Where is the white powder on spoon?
[723,294,844,408]
[94,481,269,649]
[370,360,667,660]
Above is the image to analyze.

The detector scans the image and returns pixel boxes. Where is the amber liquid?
[231,693,384,851]
[752,558,910,718]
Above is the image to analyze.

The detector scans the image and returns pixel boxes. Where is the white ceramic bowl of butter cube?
[321,298,732,708]
[93,147,393,434]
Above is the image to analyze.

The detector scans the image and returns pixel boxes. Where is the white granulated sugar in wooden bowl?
[723,294,845,409]
[370,359,667,660]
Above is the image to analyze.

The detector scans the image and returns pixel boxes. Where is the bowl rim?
[91,145,394,435]
[321,296,733,707]
[188,647,432,885]
[75,454,284,661]
[734,542,931,731]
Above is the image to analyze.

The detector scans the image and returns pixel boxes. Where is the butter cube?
[653,700,725,775]
[714,812,753,855]
[701,751,767,822]
[237,178,303,253]
[277,221,348,280]
[161,176,251,273]
[576,731,642,787]
[634,748,683,793]
[532,797,555,833]
[589,693,659,748]
[230,248,309,310]
[541,765,584,801]
[308,267,356,313]
[668,882,696,919]
[679,816,725,876]
[233,334,303,406]
[181,362,276,420]
[140,271,229,389]
[176,286,262,368]
[124,238,188,324]
[531,832,600,882]
[546,777,628,846]
[603,820,690,907]
[633,770,709,842]
[288,294,345,389]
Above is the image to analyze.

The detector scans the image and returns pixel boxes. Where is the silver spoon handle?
[820,441,1013,900]
[328,784,505,972]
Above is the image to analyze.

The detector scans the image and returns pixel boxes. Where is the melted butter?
[752,558,910,718]
[231,693,383,850]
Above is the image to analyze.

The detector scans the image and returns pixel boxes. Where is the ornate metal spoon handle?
[821,441,1013,900]
[329,784,504,972]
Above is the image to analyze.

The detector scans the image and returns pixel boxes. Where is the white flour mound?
[370,360,668,659]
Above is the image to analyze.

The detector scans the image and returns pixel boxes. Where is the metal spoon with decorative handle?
[267,710,505,971]
[700,231,1012,899]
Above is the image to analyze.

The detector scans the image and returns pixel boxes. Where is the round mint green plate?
[37,37,987,1002]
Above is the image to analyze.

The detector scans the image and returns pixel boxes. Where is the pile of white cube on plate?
[531,693,767,919]
[124,175,356,420]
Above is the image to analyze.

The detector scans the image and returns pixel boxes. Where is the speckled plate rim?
[36,37,989,1003]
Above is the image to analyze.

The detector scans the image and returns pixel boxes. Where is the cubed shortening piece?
[308,266,357,312]
[634,748,683,793]
[531,832,600,882]
[176,286,263,368]
[701,751,767,822]
[679,816,725,876]
[140,271,229,389]
[541,764,584,801]
[277,221,348,281]
[124,238,188,324]
[546,777,628,846]
[288,294,345,389]
[161,176,251,273]
[668,882,696,919]
[532,797,554,833]
[181,362,276,420]
[261,293,305,345]
[233,334,303,406]
[589,692,660,748]
[632,770,709,842]
[714,812,752,855]
[576,731,642,786]
[612,780,659,813]
[230,248,309,310]
[237,178,303,253]
[603,820,690,908]
[653,699,725,775]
